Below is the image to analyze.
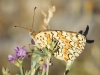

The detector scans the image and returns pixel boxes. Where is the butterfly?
[14,7,94,74]
[28,25,94,75]
[14,25,94,75]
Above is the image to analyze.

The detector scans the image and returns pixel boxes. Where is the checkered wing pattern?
[30,30,86,62]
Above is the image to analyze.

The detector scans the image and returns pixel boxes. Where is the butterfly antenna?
[83,25,89,37]
[14,26,29,30]
[32,7,37,30]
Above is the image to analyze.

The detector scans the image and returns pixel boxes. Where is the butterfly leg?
[28,44,38,52]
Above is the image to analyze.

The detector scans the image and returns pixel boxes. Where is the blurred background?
[0,0,100,75]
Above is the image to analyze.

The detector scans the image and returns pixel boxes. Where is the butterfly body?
[29,30,86,63]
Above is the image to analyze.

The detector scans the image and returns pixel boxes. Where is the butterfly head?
[29,29,36,39]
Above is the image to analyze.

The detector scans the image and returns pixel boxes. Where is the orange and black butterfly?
[29,25,94,74]
[14,7,94,74]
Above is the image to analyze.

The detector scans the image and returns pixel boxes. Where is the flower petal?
[8,55,16,63]
[14,46,20,52]
[43,63,47,70]
[15,46,27,59]
[18,49,26,59]
[49,61,53,66]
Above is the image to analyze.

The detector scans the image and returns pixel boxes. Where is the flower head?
[49,61,53,66]
[14,46,26,60]
[43,63,47,70]
[8,46,27,67]
[8,55,16,63]
[43,61,53,70]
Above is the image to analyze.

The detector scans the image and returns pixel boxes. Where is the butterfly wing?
[35,30,86,62]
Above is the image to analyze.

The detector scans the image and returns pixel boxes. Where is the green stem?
[19,66,24,75]
[42,69,45,75]
[46,53,51,75]
[31,55,40,75]
[31,58,36,75]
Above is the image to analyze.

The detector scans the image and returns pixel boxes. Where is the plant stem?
[31,55,40,75]
[31,58,36,75]
[19,66,24,75]
[46,53,51,75]
[42,69,45,75]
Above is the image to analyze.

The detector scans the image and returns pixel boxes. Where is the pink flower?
[8,46,27,63]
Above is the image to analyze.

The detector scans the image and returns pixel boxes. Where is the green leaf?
[33,50,44,57]
[25,70,31,75]
[2,67,10,75]
[42,47,48,56]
